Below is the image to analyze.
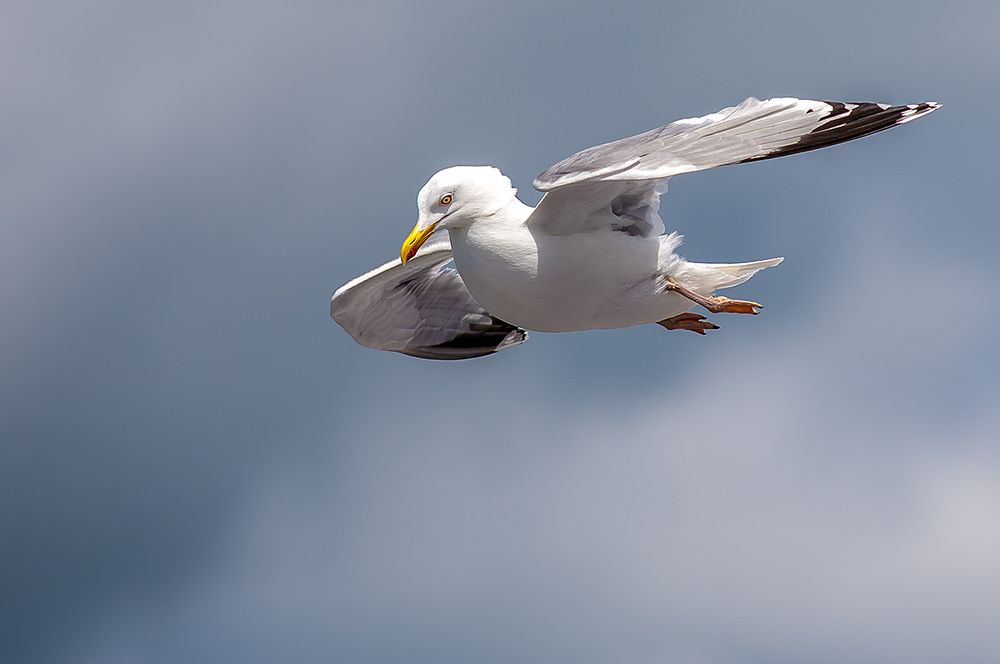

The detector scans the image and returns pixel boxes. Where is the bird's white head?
[401,166,517,263]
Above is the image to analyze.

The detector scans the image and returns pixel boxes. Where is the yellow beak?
[400,221,439,264]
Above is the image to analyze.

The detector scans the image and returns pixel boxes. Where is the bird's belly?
[450,226,666,332]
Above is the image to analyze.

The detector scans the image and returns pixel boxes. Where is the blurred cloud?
[2,1,998,663]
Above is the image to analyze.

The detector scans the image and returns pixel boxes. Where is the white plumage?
[331,96,939,359]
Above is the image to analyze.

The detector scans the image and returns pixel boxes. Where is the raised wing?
[330,236,527,360]
[534,97,940,192]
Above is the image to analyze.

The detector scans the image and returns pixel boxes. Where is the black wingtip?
[402,317,528,361]
[742,100,941,163]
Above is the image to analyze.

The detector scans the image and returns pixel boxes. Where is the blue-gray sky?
[3,1,999,663]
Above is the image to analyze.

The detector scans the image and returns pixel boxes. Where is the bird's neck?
[484,195,534,226]
[448,197,535,269]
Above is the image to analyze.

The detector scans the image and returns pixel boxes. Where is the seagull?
[331,97,939,360]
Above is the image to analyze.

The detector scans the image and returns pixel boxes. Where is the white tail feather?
[676,257,784,293]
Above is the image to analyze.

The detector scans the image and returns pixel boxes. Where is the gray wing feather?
[330,236,527,360]
[534,97,940,191]
[527,178,669,237]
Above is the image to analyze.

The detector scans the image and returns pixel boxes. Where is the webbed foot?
[657,312,720,335]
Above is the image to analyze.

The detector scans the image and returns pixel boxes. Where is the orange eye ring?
[439,194,453,206]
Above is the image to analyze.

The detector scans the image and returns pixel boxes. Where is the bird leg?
[663,277,763,315]
[658,312,719,335]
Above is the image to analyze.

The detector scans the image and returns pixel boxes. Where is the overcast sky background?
[3,1,999,663]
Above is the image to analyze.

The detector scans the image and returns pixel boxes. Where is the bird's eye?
[439,194,453,206]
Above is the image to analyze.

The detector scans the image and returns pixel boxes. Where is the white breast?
[449,218,664,332]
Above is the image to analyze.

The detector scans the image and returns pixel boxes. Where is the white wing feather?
[330,236,527,360]
[534,97,940,191]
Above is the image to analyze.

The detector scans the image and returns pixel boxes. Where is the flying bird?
[331,97,939,360]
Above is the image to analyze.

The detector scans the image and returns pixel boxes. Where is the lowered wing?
[330,236,527,360]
